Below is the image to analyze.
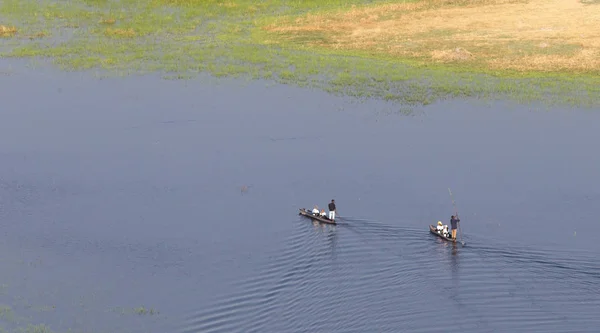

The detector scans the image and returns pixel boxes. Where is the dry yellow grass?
[219,2,238,8]
[0,25,18,37]
[27,31,48,39]
[99,18,117,25]
[263,0,600,72]
[104,28,136,38]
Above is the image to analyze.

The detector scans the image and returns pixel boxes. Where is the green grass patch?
[15,324,53,333]
[0,0,598,108]
[109,305,160,316]
[0,306,15,323]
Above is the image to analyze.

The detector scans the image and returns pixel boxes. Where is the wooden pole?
[448,188,464,245]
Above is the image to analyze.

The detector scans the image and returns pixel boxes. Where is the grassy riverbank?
[1,0,599,107]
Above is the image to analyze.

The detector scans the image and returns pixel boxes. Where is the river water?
[1,61,599,333]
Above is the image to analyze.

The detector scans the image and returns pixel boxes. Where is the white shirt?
[436,225,444,231]
[312,208,320,214]
[442,226,449,236]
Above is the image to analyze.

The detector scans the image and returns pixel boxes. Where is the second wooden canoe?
[299,208,336,225]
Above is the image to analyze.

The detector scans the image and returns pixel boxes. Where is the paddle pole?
[448,188,464,245]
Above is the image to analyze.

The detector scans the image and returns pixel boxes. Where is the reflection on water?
[326,226,338,260]
[310,219,338,260]
[450,242,460,289]
[1,62,600,333]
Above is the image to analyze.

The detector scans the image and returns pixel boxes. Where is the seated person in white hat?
[312,205,320,215]
[436,221,444,232]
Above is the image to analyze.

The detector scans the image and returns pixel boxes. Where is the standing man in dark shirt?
[328,199,336,221]
[450,215,460,240]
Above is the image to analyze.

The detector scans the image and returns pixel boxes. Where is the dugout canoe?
[429,225,456,242]
[299,208,337,225]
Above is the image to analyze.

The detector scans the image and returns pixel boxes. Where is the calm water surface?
[1,61,599,333]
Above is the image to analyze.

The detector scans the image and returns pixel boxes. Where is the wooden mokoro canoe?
[429,225,456,242]
[299,208,336,225]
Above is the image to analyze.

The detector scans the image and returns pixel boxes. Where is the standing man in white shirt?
[328,199,336,221]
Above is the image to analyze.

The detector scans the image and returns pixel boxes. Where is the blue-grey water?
[1,60,599,333]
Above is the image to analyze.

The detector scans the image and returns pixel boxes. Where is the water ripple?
[176,215,600,333]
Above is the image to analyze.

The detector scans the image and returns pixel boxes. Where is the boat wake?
[176,215,600,333]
